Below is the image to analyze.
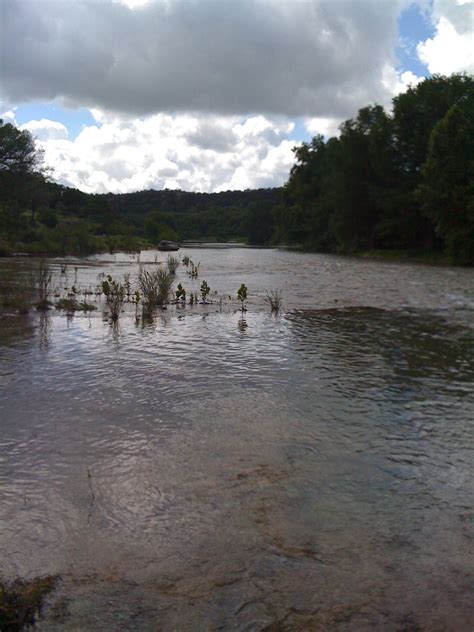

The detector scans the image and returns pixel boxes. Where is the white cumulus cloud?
[304,117,342,139]
[35,112,299,194]
[20,118,69,141]
[0,109,17,125]
[417,0,474,74]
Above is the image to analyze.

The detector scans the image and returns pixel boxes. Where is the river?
[1,247,473,630]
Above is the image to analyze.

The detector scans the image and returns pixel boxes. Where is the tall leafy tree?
[393,74,473,177]
[282,135,329,245]
[418,93,474,264]
[0,120,43,174]
[0,120,47,237]
[392,74,474,249]
[332,107,386,251]
[243,201,274,244]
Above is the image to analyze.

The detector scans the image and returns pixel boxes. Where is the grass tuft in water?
[138,267,173,317]
[167,255,179,275]
[36,261,53,311]
[56,298,97,313]
[264,289,283,313]
[138,269,160,318]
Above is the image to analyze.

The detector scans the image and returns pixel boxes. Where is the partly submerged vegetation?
[0,575,58,632]
[0,257,288,322]
[264,289,283,313]
[0,74,473,263]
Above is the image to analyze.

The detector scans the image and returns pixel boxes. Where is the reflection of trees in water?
[286,306,474,516]
[286,307,474,386]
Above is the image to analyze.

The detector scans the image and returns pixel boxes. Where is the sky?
[1,0,473,194]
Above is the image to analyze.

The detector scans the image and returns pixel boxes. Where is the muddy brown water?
[1,248,473,630]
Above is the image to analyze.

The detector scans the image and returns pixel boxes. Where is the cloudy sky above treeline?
[1,0,473,193]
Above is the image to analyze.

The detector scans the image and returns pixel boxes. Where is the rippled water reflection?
[0,248,473,630]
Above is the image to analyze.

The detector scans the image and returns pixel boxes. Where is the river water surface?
[1,248,473,630]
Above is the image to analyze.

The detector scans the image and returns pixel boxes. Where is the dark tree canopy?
[0,120,43,174]
[278,73,474,263]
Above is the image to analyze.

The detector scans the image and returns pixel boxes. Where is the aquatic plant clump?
[102,275,125,320]
[138,269,160,317]
[139,267,173,306]
[264,289,283,313]
[36,261,53,311]
[175,283,186,302]
[187,260,200,278]
[56,298,96,313]
[123,273,132,301]
[167,255,180,275]
[237,283,248,312]
[200,280,210,303]
[0,575,58,631]
[156,268,173,306]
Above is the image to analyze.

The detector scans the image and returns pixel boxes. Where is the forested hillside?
[104,188,278,245]
[1,73,473,263]
[0,146,280,255]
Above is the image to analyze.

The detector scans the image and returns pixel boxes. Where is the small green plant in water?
[167,255,179,275]
[56,298,96,313]
[79,300,96,312]
[156,268,173,306]
[175,283,186,302]
[138,269,160,318]
[133,289,141,320]
[102,275,125,320]
[56,297,79,312]
[36,261,53,311]
[200,280,210,303]
[237,283,248,312]
[188,261,200,278]
[123,273,132,301]
[182,255,190,267]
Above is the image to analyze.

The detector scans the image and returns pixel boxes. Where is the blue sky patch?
[13,102,96,139]
[396,3,434,76]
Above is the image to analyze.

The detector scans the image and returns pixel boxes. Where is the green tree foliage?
[244,201,274,245]
[144,210,180,243]
[278,73,474,264]
[38,208,58,229]
[0,120,42,174]
[417,92,474,264]
[0,119,47,246]
[282,135,329,245]
[393,74,473,178]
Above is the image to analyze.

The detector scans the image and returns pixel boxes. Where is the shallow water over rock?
[1,248,473,630]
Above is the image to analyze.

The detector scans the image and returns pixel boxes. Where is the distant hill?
[101,187,282,219]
